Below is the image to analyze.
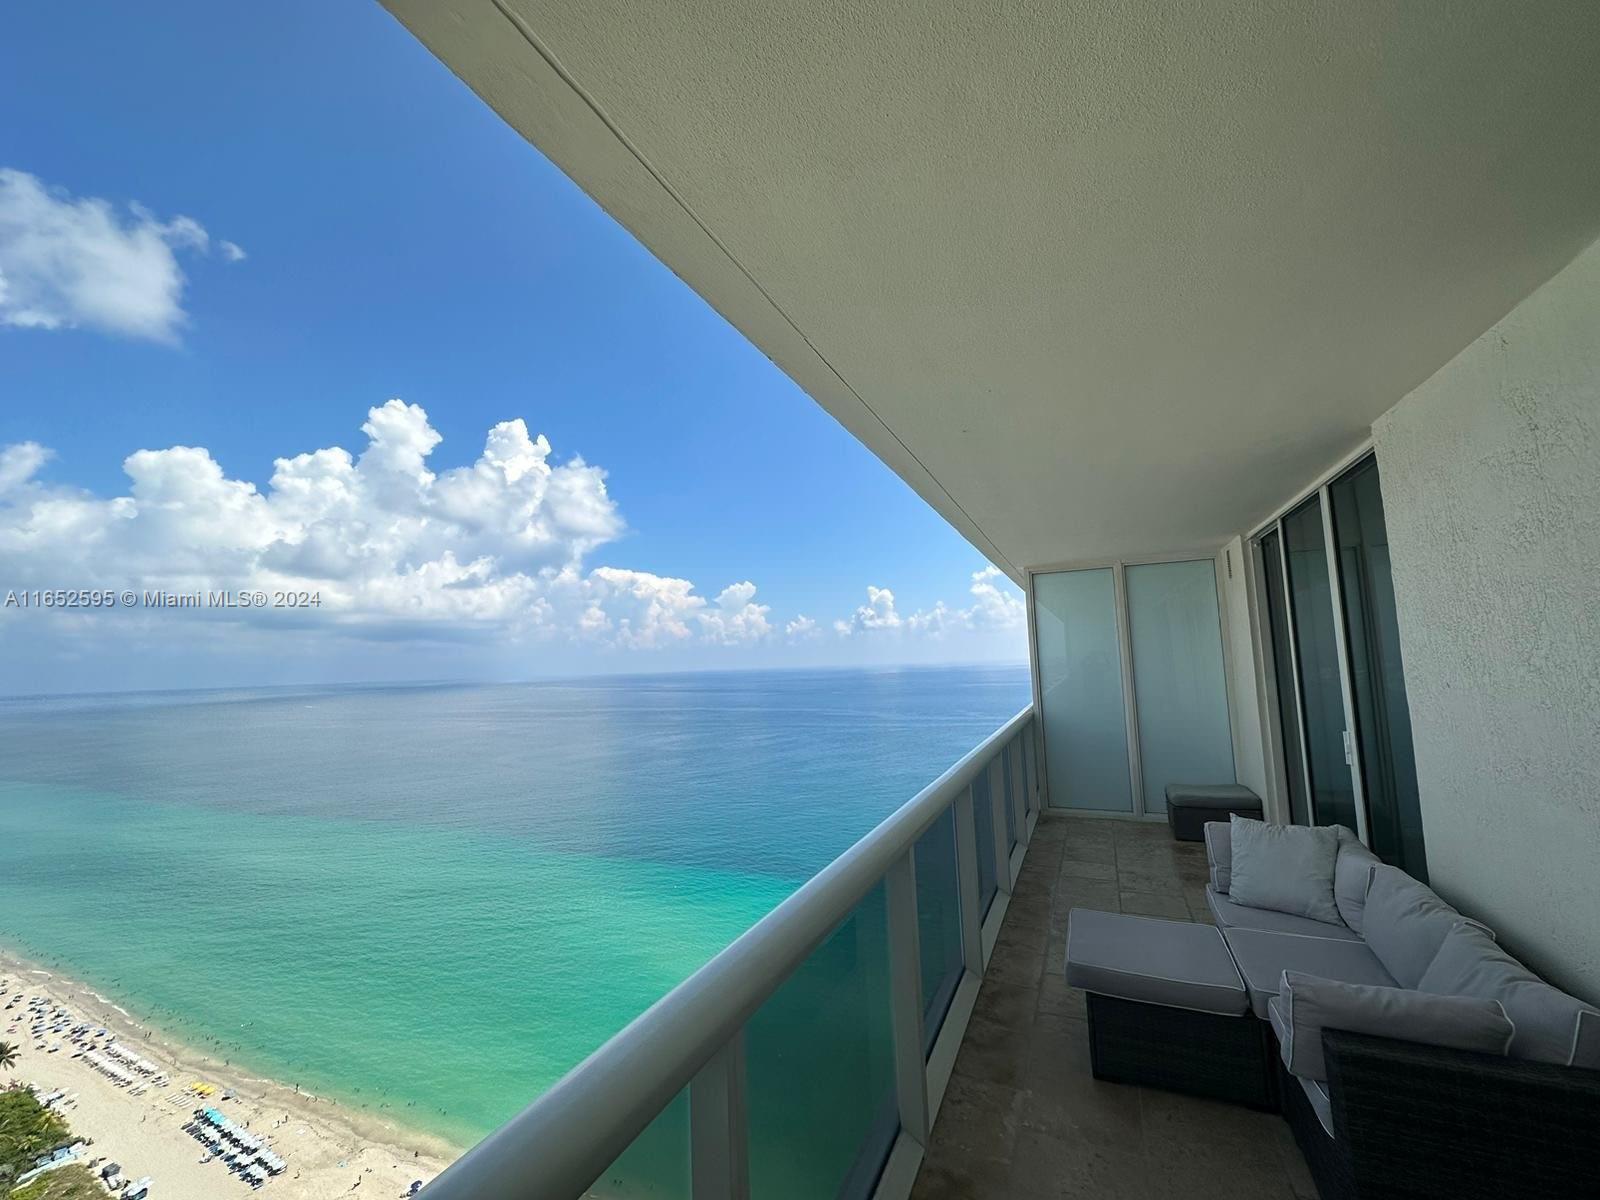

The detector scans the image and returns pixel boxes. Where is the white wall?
[1218,538,1270,806]
[1373,238,1600,999]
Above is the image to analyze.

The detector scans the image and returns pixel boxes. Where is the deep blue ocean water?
[0,666,1028,1154]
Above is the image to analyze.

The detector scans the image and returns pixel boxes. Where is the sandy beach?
[1,948,459,1200]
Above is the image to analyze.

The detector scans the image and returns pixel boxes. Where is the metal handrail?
[419,704,1034,1200]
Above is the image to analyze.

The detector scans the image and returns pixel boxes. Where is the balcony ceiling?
[384,0,1600,579]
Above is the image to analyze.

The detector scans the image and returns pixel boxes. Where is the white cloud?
[833,568,1024,641]
[0,402,764,653]
[700,581,772,645]
[785,615,820,641]
[965,566,1026,630]
[837,585,902,635]
[569,566,704,649]
[0,167,240,343]
[0,441,52,496]
[906,600,959,636]
[0,401,1030,677]
[219,240,247,263]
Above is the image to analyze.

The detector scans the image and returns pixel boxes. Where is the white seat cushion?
[1299,1074,1334,1137]
[1222,927,1397,1018]
[1206,885,1360,941]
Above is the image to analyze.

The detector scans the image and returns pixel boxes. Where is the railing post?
[1018,723,1030,816]
[952,790,985,974]
[884,850,930,1146]
[988,757,1011,896]
[690,1034,749,1200]
[1008,737,1026,839]
[1030,713,1043,819]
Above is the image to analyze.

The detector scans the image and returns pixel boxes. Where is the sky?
[0,1,1027,695]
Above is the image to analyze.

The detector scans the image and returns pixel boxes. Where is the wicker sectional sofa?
[1068,819,1600,1200]
[1209,820,1600,1199]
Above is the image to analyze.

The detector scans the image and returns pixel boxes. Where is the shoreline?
[1,945,461,1200]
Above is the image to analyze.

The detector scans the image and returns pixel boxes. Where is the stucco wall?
[1372,238,1600,999]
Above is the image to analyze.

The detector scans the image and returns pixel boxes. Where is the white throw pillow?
[1332,834,1380,932]
[1272,971,1514,1081]
[1227,815,1342,925]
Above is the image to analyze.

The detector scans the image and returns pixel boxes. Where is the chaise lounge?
[1064,816,1600,1200]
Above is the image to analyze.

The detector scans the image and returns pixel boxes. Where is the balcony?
[418,708,1044,1200]
[911,815,1315,1200]
[414,708,1327,1200]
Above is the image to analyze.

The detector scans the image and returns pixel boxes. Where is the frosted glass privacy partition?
[1033,568,1133,811]
[1124,560,1236,815]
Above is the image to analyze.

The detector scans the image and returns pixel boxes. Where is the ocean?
[0,665,1028,1170]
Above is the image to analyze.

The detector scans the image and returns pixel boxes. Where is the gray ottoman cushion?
[1166,784,1263,841]
[1206,885,1360,942]
[1222,927,1398,1018]
[1167,784,1264,809]
[1065,909,1248,1016]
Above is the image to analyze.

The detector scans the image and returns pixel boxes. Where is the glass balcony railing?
[420,707,1041,1200]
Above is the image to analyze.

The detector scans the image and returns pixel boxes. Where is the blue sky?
[0,1,1025,693]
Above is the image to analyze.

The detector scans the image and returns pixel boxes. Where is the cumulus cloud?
[835,585,901,636]
[0,398,1031,674]
[0,167,242,343]
[700,581,773,645]
[0,402,766,652]
[573,567,705,649]
[965,566,1026,630]
[906,601,959,636]
[834,568,1024,641]
[785,615,820,641]
[0,441,52,496]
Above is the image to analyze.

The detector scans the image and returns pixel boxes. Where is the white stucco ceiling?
[383,0,1600,581]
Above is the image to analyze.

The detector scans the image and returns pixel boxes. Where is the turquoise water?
[0,666,1027,1154]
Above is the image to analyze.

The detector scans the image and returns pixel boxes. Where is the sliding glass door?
[1032,559,1235,816]
[1281,495,1360,834]
[1329,458,1427,878]
[1255,453,1428,878]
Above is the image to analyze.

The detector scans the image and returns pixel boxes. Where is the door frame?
[1248,450,1380,846]
[1026,551,1239,821]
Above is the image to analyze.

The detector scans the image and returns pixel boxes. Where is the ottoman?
[1065,909,1276,1109]
[1165,783,1263,841]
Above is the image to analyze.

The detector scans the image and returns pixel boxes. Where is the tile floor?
[909,814,1318,1200]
